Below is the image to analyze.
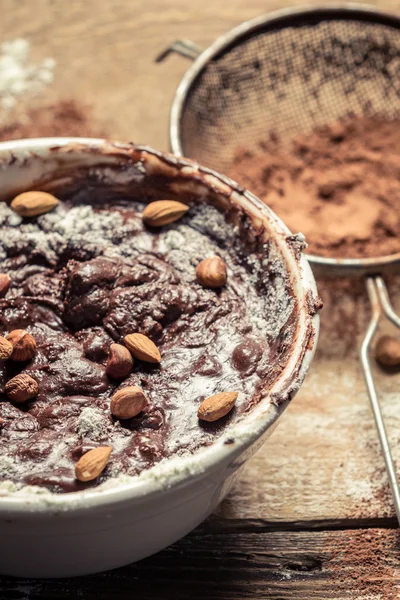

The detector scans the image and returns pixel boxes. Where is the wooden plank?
[0,0,284,150]
[216,358,394,524]
[1,527,399,599]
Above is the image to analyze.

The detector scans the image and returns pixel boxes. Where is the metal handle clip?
[156,40,203,63]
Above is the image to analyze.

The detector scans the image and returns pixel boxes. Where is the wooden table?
[1,1,400,598]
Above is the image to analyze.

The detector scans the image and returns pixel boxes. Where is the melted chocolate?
[0,187,295,493]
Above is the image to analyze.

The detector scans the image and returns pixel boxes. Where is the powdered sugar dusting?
[77,407,111,441]
[0,39,55,115]
[0,455,20,477]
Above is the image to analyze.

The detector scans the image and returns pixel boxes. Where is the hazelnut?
[0,273,10,298]
[5,373,39,404]
[196,256,227,288]
[375,335,400,367]
[6,329,37,361]
[0,336,13,361]
[106,343,134,380]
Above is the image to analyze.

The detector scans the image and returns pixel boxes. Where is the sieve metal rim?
[168,3,400,276]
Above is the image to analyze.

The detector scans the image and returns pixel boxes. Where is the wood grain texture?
[1,527,399,599]
[1,2,400,597]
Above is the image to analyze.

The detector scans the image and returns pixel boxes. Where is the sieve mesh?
[179,11,400,172]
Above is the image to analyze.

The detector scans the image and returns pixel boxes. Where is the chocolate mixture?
[0,181,295,493]
[230,116,400,259]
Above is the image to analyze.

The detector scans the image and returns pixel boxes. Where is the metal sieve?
[158,4,400,524]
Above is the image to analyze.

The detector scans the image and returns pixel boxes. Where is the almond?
[124,333,161,363]
[6,329,36,361]
[142,200,189,227]
[5,373,39,404]
[110,386,147,420]
[106,343,134,379]
[196,256,227,288]
[375,335,400,367]
[11,191,59,217]
[75,446,112,482]
[198,391,238,422]
[0,336,13,360]
[0,273,10,298]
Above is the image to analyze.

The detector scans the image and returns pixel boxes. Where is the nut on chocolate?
[198,392,238,422]
[11,191,59,217]
[75,447,112,482]
[0,336,13,360]
[106,343,134,379]
[142,200,189,227]
[111,386,147,420]
[0,273,10,297]
[124,333,161,364]
[6,329,36,361]
[5,373,39,403]
[196,256,227,288]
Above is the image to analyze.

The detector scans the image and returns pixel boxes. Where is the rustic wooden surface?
[1,0,400,598]
[2,529,400,599]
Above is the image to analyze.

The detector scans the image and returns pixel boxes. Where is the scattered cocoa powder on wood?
[0,100,106,141]
[325,528,400,599]
[230,116,400,260]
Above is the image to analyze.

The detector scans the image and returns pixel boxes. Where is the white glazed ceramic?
[0,138,320,577]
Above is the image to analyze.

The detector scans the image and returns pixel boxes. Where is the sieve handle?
[360,276,400,525]
[155,40,203,62]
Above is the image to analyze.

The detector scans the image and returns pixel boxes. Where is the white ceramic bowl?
[0,138,320,577]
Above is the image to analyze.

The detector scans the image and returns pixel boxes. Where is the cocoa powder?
[325,528,400,599]
[230,116,400,259]
[0,100,106,141]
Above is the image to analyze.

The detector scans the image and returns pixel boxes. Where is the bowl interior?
[0,138,319,510]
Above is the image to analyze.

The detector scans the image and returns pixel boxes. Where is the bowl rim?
[0,137,319,514]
